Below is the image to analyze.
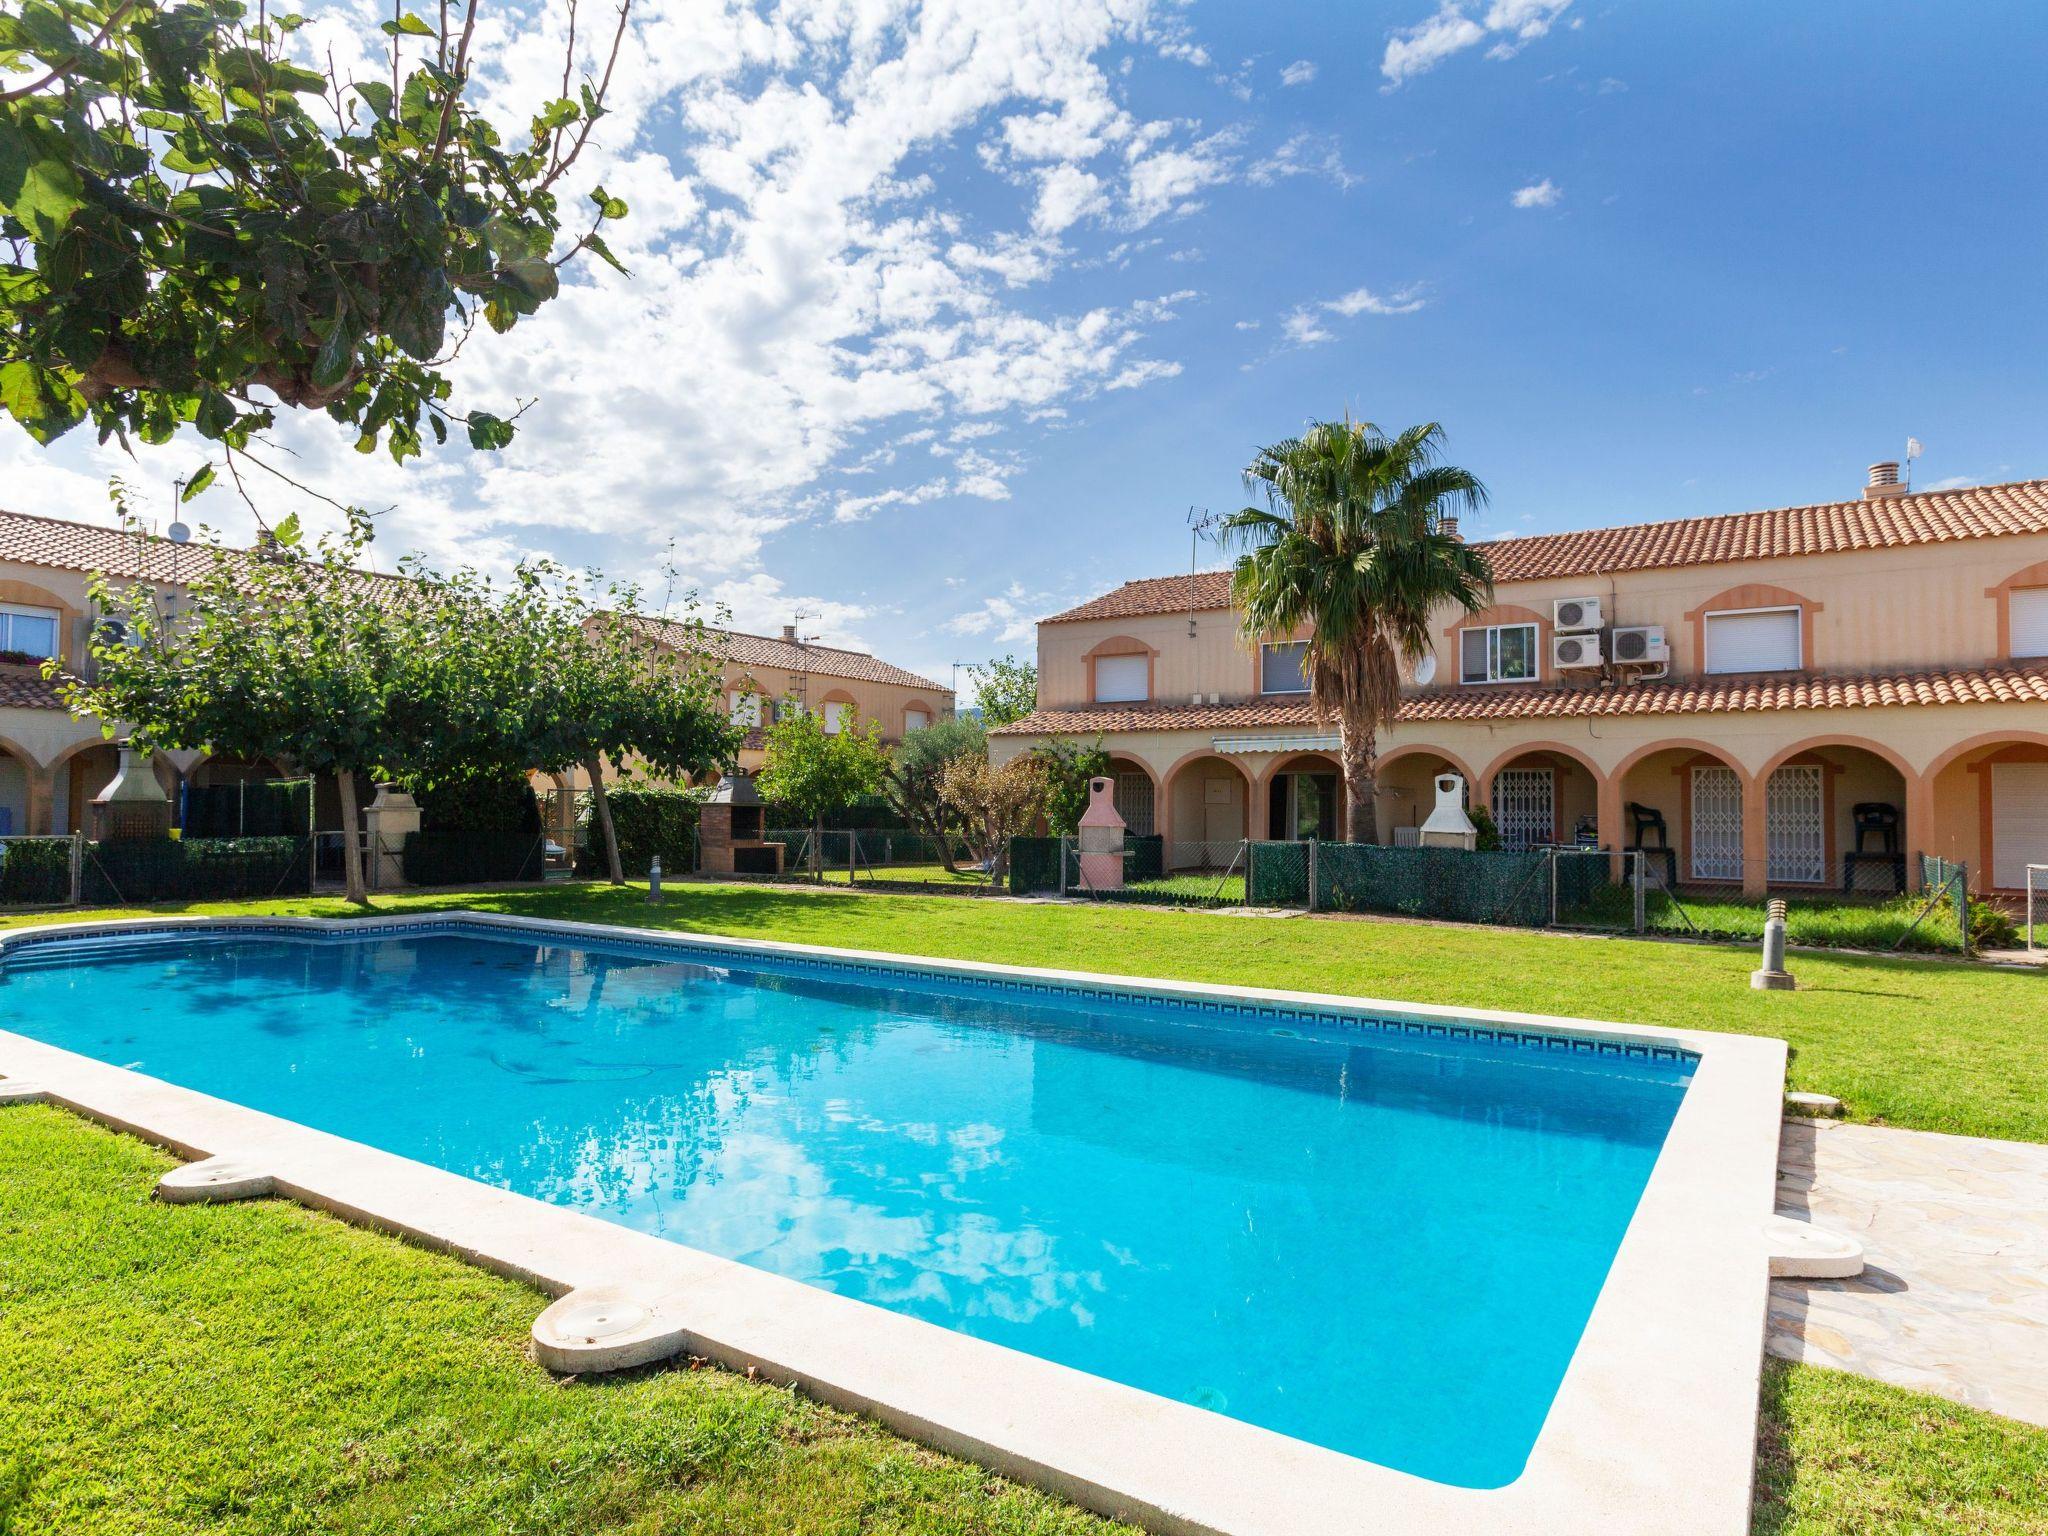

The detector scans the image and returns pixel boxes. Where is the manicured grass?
[3,880,2042,1141]
[821,862,995,886]
[1752,1358,2048,1535]
[4,1107,2044,1536]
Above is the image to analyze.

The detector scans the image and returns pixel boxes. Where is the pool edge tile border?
[0,910,1787,1536]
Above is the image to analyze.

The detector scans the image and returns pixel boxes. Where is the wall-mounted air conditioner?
[1552,632,1603,669]
[1553,595,1604,632]
[1610,624,1670,665]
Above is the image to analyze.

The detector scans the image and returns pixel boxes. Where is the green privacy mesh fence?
[0,838,72,905]
[1313,844,1554,926]
[181,779,313,839]
[402,833,546,887]
[1009,837,1061,894]
[82,836,309,905]
[1247,841,1308,906]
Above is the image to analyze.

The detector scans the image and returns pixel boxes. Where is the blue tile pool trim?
[0,916,1699,1070]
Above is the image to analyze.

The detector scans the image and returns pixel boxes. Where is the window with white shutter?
[1704,608,1801,674]
[1093,653,1149,703]
[823,701,849,734]
[2012,588,2048,658]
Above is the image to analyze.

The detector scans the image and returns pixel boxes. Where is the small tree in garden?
[938,752,1044,880]
[883,714,985,871]
[1032,737,1110,835]
[65,510,404,903]
[755,707,889,880]
[968,654,1037,728]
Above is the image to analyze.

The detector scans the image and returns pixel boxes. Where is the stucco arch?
[1377,742,1481,787]
[1478,738,1607,789]
[0,731,45,771]
[1609,736,1755,788]
[1922,728,2048,783]
[1756,734,1916,785]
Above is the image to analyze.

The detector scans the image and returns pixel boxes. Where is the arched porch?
[1480,744,1601,850]
[1924,731,2048,895]
[1374,746,1479,845]
[1611,742,1754,892]
[1259,751,1342,842]
[0,737,36,836]
[1105,753,1158,837]
[1161,752,1253,869]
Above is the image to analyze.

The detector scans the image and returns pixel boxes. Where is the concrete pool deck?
[0,910,1790,1536]
[1771,1117,2048,1428]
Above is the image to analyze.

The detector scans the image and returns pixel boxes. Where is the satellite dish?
[1414,654,1438,686]
[168,520,191,543]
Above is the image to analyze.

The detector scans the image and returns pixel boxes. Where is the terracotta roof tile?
[0,672,67,711]
[1041,480,2048,623]
[0,506,216,583]
[632,616,950,694]
[989,661,2048,734]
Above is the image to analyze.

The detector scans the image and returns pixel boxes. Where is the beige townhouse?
[0,508,951,840]
[988,465,2048,897]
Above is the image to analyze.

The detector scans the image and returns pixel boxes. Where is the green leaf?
[0,116,88,241]
[272,511,304,548]
[0,359,88,444]
[181,464,216,501]
[380,11,436,37]
[350,80,393,120]
[195,390,237,439]
[466,411,514,451]
[589,185,628,220]
[581,231,628,276]
[311,297,357,391]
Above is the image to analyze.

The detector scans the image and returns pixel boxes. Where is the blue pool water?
[0,925,1691,1487]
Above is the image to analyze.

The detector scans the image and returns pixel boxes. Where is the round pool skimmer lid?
[157,1157,278,1204]
[1764,1215,1865,1280]
[533,1285,695,1374]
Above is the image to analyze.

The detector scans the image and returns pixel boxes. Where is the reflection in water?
[0,930,1688,1490]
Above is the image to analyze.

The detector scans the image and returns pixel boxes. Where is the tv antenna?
[1186,505,1220,639]
[1903,436,1923,492]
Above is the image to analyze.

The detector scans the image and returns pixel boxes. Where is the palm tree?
[1222,419,1493,843]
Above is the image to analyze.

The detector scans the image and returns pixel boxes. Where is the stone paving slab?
[1769,1117,2048,1426]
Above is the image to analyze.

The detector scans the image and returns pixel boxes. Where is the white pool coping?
[0,911,1788,1536]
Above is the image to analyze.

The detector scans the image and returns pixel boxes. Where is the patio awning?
[1211,731,1341,755]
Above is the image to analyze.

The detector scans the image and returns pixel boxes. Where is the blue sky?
[11,1,2045,698]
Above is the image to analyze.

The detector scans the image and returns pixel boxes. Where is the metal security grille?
[1690,766,1743,881]
[1491,768,1554,850]
[1114,772,1156,837]
[1766,764,1825,884]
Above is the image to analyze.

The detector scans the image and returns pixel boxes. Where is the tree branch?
[0,1,140,103]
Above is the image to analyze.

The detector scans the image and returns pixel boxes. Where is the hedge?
[402,832,544,887]
[81,836,306,905]
[0,838,71,905]
[576,786,702,878]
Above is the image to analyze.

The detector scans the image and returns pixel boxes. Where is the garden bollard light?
[1751,898,1794,990]
[647,856,663,904]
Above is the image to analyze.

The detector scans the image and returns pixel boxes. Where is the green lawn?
[3,879,2041,1142]
[3,1107,2043,1536]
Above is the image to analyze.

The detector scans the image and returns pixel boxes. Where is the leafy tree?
[1222,420,1491,843]
[937,752,1043,880]
[63,508,409,902]
[1032,736,1109,835]
[882,713,984,871]
[755,706,889,880]
[1,0,631,466]
[968,654,1036,728]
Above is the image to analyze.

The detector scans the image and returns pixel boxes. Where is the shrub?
[82,837,304,904]
[0,839,71,905]
[576,786,703,878]
[402,833,544,887]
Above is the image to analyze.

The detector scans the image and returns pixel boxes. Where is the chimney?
[1863,461,1906,501]
[781,623,797,641]
[1441,514,1461,542]
[254,527,279,558]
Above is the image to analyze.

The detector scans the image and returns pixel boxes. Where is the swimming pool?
[0,918,1695,1490]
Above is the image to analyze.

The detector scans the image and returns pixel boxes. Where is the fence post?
[1955,863,1971,957]
[68,832,83,906]
[1631,849,1646,933]
[1547,848,1559,928]
[1307,838,1318,913]
[1058,835,1069,897]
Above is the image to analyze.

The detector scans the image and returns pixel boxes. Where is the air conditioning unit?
[1552,632,1603,669]
[1610,624,1670,665]
[1553,595,1604,632]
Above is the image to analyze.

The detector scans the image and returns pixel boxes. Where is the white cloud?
[943,582,1046,645]
[1381,0,1573,85]
[1511,177,1561,208]
[1249,132,1359,190]
[1280,59,1317,87]
[1276,284,1427,350]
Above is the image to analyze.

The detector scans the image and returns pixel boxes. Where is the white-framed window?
[2012,588,2048,659]
[1259,641,1309,694]
[0,602,60,660]
[904,707,932,732]
[1459,623,1539,684]
[1704,606,1801,674]
[1092,652,1149,703]
[823,700,850,734]
[727,690,763,727]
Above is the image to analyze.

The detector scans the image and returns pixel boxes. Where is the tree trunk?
[585,754,624,885]
[1339,712,1378,845]
[931,809,959,873]
[812,809,824,883]
[336,767,369,905]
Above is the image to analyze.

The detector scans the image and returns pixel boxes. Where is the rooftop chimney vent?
[781,623,797,641]
[1863,461,1906,500]
[1440,514,1461,542]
